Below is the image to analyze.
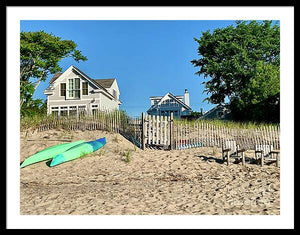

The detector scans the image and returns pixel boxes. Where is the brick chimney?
[184,89,190,107]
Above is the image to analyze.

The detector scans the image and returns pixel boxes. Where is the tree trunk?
[33,71,46,91]
[19,71,46,110]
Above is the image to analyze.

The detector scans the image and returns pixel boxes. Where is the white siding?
[45,66,120,114]
[106,80,120,101]
[100,93,119,111]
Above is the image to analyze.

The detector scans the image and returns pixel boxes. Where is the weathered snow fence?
[140,113,280,152]
[37,111,280,153]
[172,121,280,152]
[37,109,125,133]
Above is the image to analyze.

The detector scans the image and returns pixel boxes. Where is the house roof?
[168,92,191,110]
[48,66,120,102]
[49,73,63,84]
[198,104,226,119]
[147,92,192,113]
[93,79,115,88]
[150,95,183,99]
[49,69,115,89]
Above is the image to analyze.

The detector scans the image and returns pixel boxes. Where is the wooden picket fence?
[141,113,173,149]
[35,111,280,151]
[35,109,143,148]
[173,121,280,151]
[139,113,280,151]
[37,110,124,133]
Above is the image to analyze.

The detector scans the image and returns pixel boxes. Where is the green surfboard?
[50,138,106,167]
[20,140,85,168]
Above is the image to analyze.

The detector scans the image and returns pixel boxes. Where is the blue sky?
[21,20,237,117]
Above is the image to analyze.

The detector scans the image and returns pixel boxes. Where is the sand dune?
[20,129,280,215]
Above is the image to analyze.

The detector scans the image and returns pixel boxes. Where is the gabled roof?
[198,104,225,119]
[93,79,115,88]
[48,65,117,100]
[150,95,183,99]
[71,66,107,91]
[49,67,115,89]
[168,92,192,110]
[49,73,63,84]
[147,92,192,113]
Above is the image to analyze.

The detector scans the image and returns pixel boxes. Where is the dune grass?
[173,118,279,130]
[20,114,49,131]
[21,112,279,133]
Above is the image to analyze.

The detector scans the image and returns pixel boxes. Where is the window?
[60,111,68,116]
[113,89,117,99]
[82,82,88,95]
[51,107,59,116]
[161,111,169,116]
[69,110,76,116]
[60,107,68,116]
[74,78,80,98]
[78,105,86,116]
[60,83,66,97]
[68,78,80,98]
[68,79,73,97]
[52,111,59,116]
[91,104,98,115]
[69,106,77,116]
[90,105,98,115]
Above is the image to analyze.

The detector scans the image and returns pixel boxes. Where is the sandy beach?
[20,129,280,215]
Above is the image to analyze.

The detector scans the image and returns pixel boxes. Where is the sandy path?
[20,129,280,215]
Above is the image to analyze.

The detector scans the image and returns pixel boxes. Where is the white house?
[44,65,122,116]
[147,89,192,119]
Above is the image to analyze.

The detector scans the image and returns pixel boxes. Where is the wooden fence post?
[141,112,146,150]
[169,112,174,150]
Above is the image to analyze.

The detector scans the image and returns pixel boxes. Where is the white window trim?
[90,104,99,115]
[49,105,88,116]
[59,83,67,98]
[82,81,89,96]
[91,104,99,109]
[66,77,81,100]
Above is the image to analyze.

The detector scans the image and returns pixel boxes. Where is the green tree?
[191,20,280,122]
[20,98,47,117]
[191,111,203,119]
[20,30,87,111]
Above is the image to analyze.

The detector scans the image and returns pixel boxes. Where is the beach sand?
[20,129,280,215]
